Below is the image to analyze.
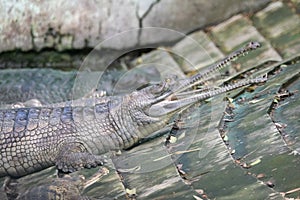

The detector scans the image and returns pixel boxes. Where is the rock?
[0,0,139,52]
[0,0,271,53]
[139,0,271,45]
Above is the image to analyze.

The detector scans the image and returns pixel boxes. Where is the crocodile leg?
[55,143,105,173]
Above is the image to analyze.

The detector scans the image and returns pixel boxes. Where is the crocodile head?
[124,41,264,122]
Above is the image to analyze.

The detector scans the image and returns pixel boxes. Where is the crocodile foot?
[56,152,105,173]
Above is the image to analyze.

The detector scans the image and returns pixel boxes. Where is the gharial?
[0,41,266,179]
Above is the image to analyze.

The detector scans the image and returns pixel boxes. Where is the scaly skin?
[0,42,266,178]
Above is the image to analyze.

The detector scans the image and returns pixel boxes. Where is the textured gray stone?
[0,0,139,52]
[0,0,271,52]
[139,0,271,45]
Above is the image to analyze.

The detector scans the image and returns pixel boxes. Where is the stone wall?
[0,0,271,52]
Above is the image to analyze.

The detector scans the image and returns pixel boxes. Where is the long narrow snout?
[148,76,267,116]
[148,41,266,117]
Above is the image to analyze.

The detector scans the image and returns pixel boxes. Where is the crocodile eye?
[149,76,177,95]
[150,81,167,94]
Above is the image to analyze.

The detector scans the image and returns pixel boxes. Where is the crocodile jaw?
[147,76,267,117]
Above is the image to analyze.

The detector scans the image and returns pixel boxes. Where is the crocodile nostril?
[248,41,261,49]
